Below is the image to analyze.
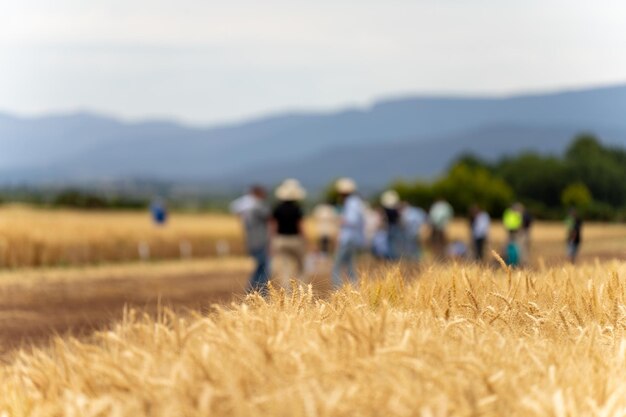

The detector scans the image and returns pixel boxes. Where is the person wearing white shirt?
[332,178,365,288]
[470,204,490,261]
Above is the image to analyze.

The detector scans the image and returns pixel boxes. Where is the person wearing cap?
[332,177,365,288]
[380,190,402,260]
[271,179,307,288]
[230,185,271,294]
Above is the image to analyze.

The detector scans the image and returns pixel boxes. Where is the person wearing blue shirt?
[230,185,271,294]
[400,202,427,260]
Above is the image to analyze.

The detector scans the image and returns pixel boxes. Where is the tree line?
[389,134,626,221]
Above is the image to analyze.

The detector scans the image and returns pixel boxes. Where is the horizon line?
[2,79,625,129]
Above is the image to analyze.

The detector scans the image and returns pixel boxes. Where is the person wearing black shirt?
[381,190,402,260]
[271,179,307,288]
[566,208,583,263]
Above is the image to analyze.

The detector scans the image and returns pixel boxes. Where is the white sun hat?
[381,190,400,208]
[336,177,357,194]
[275,178,307,201]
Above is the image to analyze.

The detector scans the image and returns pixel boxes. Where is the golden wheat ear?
[491,250,507,271]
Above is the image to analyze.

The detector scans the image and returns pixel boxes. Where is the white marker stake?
[180,241,193,259]
[138,242,150,261]
[215,240,230,257]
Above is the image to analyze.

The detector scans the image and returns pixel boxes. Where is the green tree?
[495,153,569,208]
[565,134,626,207]
[561,182,592,209]
[449,153,492,172]
[391,180,434,209]
[431,163,514,216]
[320,179,341,205]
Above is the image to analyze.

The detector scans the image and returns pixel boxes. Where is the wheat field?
[2,260,626,416]
[0,205,244,268]
[1,204,625,268]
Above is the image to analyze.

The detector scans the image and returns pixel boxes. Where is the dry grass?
[0,205,244,267]
[2,261,626,416]
[0,257,251,287]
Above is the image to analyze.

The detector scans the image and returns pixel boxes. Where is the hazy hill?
[230,125,626,189]
[2,84,626,188]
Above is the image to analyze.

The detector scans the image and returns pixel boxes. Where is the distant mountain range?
[2,84,626,191]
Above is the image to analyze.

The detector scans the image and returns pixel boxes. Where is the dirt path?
[0,266,251,356]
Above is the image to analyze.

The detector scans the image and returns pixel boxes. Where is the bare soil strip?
[0,261,251,356]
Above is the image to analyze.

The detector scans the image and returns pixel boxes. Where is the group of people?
[230,177,367,293]
[231,178,451,293]
[472,202,583,265]
[230,178,585,293]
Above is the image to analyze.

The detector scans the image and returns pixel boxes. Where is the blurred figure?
[364,203,382,251]
[150,198,168,226]
[230,185,271,294]
[312,202,337,257]
[271,179,307,288]
[400,201,426,260]
[469,204,490,261]
[447,239,468,259]
[520,207,533,259]
[503,203,523,239]
[367,204,388,259]
[332,178,365,288]
[380,190,402,260]
[371,223,389,259]
[505,238,521,267]
[503,203,523,265]
[429,198,454,259]
[565,208,583,263]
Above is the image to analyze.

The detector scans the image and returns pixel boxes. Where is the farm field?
[0,207,625,415]
[0,205,244,268]
[0,205,625,268]
[3,261,626,415]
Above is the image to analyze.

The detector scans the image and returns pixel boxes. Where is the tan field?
[0,204,625,268]
[0,205,244,267]
[0,206,626,415]
[3,261,626,416]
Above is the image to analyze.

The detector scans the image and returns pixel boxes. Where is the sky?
[1,0,626,125]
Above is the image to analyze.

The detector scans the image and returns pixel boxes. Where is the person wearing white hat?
[271,179,307,288]
[429,197,454,259]
[332,177,365,288]
[380,190,402,260]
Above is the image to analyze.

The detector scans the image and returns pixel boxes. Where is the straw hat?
[381,190,399,208]
[275,178,306,201]
[336,177,357,194]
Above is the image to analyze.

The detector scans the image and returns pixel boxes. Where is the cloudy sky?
[1,0,625,124]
